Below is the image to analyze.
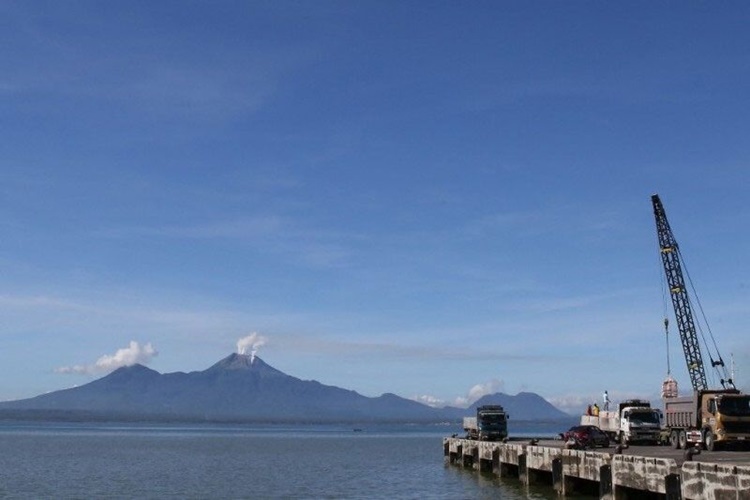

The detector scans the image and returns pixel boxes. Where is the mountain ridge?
[0,354,570,423]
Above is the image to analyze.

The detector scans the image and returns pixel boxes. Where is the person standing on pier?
[603,390,610,411]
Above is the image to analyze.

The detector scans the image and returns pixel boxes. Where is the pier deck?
[444,437,750,499]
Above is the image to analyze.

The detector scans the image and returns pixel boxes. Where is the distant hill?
[469,392,570,420]
[0,354,569,423]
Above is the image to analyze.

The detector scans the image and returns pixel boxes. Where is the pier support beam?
[599,464,613,500]
[478,443,496,473]
[552,457,566,495]
[453,444,462,466]
[665,473,681,500]
[462,445,477,469]
[498,461,517,478]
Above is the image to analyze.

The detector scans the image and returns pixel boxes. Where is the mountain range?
[0,353,569,423]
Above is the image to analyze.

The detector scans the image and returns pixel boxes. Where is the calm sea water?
[0,422,566,499]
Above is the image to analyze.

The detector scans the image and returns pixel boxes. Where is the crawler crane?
[652,194,750,450]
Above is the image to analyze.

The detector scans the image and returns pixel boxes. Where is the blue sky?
[2,2,750,413]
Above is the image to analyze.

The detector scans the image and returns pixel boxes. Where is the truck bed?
[581,411,619,433]
[463,417,477,430]
[664,396,698,428]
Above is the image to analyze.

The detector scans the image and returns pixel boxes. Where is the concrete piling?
[443,437,748,499]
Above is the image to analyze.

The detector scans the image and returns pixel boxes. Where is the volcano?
[0,354,571,423]
[0,354,442,422]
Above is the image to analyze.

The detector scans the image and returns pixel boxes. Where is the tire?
[670,431,679,449]
[705,431,716,452]
[678,430,687,450]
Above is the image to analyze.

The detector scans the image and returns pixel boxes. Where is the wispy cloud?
[412,394,446,408]
[463,205,623,240]
[0,294,88,311]
[122,66,271,117]
[98,215,356,269]
[101,216,288,240]
[498,287,647,314]
[464,211,545,237]
[0,290,258,343]
[1,4,319,121]
[55,341,158,375]
[275,333,560,363]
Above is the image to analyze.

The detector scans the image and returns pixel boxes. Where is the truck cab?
[580,399,661,445]
[463,405,508,441]
[701,392,750,450]
[619,405,661,445]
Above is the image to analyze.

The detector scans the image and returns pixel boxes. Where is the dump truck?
[664,389,750,451]
[463,405,508,441]
[580,399,662,445]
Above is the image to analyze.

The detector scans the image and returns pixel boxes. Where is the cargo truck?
[463,405,508,441]
[580,399,662,445]
[664,389,750,451]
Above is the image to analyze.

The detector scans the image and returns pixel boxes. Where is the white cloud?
[453,396,470,407]
[55,341,158,375]
[412,379,507,409]
[412,394,445,408]
[422,379,507,409]
[547,394,592,415]
[467,378,505,403]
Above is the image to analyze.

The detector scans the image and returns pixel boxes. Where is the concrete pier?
[444,437,750,499]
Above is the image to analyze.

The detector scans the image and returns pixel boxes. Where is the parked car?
[560,425,610,448]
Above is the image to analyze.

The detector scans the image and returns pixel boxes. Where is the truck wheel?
[678,430,687,450]
[704,432,716,452]
[670,431,680,449]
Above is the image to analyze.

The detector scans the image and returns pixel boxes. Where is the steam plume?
[55,341,158,375]
[237,332,267,363]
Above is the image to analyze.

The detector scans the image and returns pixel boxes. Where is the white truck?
[580,399,661,445]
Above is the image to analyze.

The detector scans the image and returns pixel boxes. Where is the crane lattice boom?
[651,194,708,391]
